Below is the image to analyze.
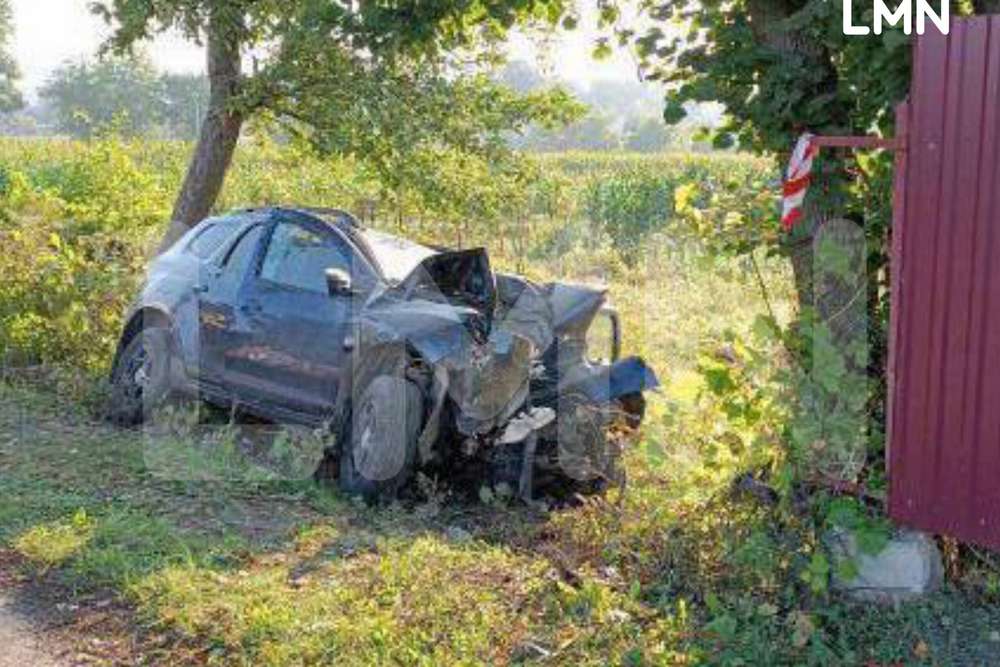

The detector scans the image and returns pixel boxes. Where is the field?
[0,138,998,665]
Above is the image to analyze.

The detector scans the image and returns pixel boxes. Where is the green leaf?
[592,40,613,60]
[835,557,860,581]
[855,523,890,555]
[706,613,738,640]
[711,132,735,150]
[703,366,736,396]
[662,96,687,124]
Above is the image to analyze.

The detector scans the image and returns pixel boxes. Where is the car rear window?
[187,221,235,259]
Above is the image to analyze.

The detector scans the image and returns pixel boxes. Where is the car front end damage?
[338,247,659,500]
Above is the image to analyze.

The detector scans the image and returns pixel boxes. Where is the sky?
[12,0,203,98]
[12,1,649,101]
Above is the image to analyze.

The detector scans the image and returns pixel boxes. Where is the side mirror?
[325,268,353,296]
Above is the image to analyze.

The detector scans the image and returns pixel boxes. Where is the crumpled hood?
[547,283,608,336]
[365,248,496,339]
[397,249,495,318]
[359,297,484,364]
[358,294,532,433]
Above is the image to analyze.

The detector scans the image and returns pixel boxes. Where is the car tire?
[337,349,424,503]
[108,326,174,425]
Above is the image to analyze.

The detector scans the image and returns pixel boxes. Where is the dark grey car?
[110,207,658,501]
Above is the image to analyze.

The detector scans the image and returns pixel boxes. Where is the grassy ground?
[0,137,996,664]
[4,379,1000,665]
[2,249,1000,666]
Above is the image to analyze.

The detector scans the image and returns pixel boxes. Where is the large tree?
[91,0,578,246]
[622,0,918,332]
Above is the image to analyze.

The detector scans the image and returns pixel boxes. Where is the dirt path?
[0,548,141,667]
[0,594,63,667]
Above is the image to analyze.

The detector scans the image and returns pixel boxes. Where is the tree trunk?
[746,0,851,313]
[158,19,243,253]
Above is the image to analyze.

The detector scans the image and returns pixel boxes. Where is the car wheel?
[337,351,424,503]
[109,327,174,425]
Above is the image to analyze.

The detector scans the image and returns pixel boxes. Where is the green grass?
[4,389,998,666]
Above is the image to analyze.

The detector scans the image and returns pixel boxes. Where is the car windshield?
[360,228,437,283]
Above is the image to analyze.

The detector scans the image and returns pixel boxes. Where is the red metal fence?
[888,15,1000,550]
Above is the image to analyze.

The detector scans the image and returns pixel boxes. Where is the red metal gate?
[888,15,1000,550]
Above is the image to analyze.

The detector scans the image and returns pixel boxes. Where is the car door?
[196,221,267,390]
[236,214,372,420]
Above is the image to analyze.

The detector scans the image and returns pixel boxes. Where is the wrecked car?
[110,207,659,501]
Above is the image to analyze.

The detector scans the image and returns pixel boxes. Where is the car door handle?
[192,284,209,294]
[240,300,262,314]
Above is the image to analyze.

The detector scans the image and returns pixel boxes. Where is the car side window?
[188,221,234,259]
[259,222,351,294]
[218,225,264,291]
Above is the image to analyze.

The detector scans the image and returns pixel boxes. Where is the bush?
[584,169,674,261]
[0,221,145,372]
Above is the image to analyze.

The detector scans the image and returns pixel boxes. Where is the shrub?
[584,169,674,261]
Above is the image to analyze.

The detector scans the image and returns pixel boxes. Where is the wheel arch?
[332,342,428,501]
[111,307,174,377]
[330,342,427,430]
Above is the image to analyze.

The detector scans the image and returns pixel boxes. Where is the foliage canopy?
[629,0,914,154]
[88,0,584,226]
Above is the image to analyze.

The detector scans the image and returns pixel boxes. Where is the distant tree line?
[497,59,723,153]
[3,51,722,153]
[0,53,204,140]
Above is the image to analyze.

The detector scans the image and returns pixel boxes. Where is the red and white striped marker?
[781,133,818,232]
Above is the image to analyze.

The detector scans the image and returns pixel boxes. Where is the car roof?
[284,207,441,283]
[221,206,442,283]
